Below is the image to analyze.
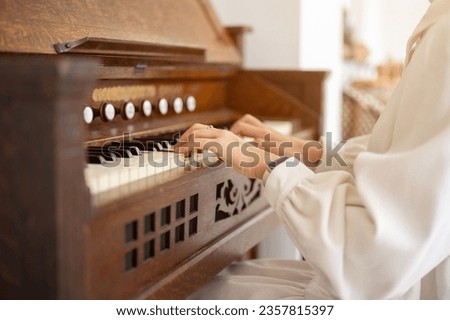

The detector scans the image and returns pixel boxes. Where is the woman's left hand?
[174,123,278,179]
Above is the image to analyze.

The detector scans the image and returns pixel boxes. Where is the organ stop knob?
[158,98,169,115]
[173,97,183,114]
[83,105,95,124]
[141,100,152,117]
[186,96,196,112]
[121,102,136,120]
[100,103,116,122]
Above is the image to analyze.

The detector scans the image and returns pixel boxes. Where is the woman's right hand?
[229,114,278,140]
[230,114,322,163]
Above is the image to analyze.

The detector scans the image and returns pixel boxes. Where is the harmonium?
[0,0,326,299]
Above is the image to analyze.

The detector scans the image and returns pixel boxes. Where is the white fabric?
[405,0,450,66]
[191,259,315,300]
[192,1,450,300]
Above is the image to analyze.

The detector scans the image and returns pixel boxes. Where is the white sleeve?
[264,16,450,299]
[314,134,370,176]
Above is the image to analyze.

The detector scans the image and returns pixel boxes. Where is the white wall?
[298,0,344,139]
[211,0,344,137]
[348,0,429,64]
[210,0,301,68]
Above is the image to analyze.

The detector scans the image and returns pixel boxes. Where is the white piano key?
[84,151,186,194]
[262,120,294,135]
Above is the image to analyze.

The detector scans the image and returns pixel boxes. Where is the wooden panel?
[0,55,97,298]
[137,207,277,299]
[227,71,325,137]
[249,70,327,118]
[225,26,252,57]
[0,0,241,64]
[86,166,270,299]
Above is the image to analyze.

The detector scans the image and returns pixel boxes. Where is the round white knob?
[122,102,136,120]
[158,98,169,115]
[101,103,116,122]
[141,100,152,117]
[83,105,94,124]
[173,97,183,114]
[186,96,196,112]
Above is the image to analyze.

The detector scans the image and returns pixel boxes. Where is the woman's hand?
[174,123,278,179]
[230,114,289,148]
[230,114,323,163]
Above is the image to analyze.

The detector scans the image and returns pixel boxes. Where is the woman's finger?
[174,127,223,153]
[178,123,214,142]
[230,121,269,140]
[238,114,264,127]
[174,137,227,160]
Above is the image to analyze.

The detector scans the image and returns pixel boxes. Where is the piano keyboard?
[84,121,293,195]
[84,135,219,194]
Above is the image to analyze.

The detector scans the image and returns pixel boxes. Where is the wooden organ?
[0,0,326,299]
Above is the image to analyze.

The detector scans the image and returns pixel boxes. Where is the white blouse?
[264,11,450,299]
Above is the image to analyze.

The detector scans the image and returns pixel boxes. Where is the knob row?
[83,96,196,124]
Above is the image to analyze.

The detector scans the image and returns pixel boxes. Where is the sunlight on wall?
[211,0,343,138]
[298,0,343,139]
[347,0,428,64]
[210,0,301,68]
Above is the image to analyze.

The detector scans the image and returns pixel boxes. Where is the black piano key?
[133,141,162,151]
[86,154,106,164]
[153,142,163,151]
[106,144,140,156]
[88,145,133,158]
[111,148,133,158]
[125,146,140,156]
[87,146,117,159]
[86,150,117,162]
[109,140,172,153]
[87,146,110,152]
[109,141,146,151]
[162,141,172,149]
[146,140,175,150]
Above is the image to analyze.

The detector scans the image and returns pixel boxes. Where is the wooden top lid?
[0,0,241,64]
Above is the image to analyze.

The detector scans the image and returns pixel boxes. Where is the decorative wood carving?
[215,178,262,222]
